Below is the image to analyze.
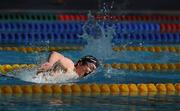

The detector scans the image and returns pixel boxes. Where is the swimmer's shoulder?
[63,56,75,72]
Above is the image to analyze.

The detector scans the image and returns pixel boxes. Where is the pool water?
[0,48,180,111]
[0,92,179,111]
[0,12,180,111]
[1,50,180,84]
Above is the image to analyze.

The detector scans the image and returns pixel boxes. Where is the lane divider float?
[0,64,36,74]
[0,46,179,53]
[1,63,180,74]
[104,63,180,72]
[0,83,179,96]
[113,46,180,53]
[0,46,83,53]
[0,13,179,21]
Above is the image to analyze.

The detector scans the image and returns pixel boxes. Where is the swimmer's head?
[75,55,100,77]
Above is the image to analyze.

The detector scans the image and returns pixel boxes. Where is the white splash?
[12,67,78,83]
[79,12,119,61]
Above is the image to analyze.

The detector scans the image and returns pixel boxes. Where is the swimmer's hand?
[36,61,67,75]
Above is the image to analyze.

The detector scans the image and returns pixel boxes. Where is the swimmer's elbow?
[52,51,62,56]
[51,51,64,59]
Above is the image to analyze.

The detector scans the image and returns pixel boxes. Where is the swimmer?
[36,51,99,82]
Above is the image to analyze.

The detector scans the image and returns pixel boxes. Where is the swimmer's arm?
[44,51,74,73]
[48,51,65,66]
[37,51,66,73]
[37,60,67,75]
[52,60,67,72]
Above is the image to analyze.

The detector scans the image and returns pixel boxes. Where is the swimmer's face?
[75,62,97,77]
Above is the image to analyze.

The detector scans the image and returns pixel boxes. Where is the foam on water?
[11,67,79,83]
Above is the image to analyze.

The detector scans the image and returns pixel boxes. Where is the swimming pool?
[0,11,180,111]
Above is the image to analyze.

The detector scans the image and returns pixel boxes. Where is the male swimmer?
[34,51,99,83]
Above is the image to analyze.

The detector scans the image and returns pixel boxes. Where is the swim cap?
[77,55,100,68]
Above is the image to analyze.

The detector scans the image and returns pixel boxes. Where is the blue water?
[0,12,180,111]
[0,94,179,111]
[1,50,180,84]
[0,47,180,111]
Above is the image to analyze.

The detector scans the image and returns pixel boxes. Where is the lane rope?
[0,46,83,53]
[0,46,179,53]
[1,63,180,74]
[113,46,180,53]
[104,63,180,71]
[0,83,179,96]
